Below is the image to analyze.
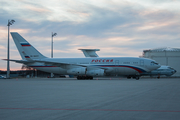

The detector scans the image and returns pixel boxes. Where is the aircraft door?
[115,60,119,74]
[140,60,144,66]
[115,60,119,65]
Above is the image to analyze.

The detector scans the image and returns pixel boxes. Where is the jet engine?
[86,69,104,76]
[67,67,86,75]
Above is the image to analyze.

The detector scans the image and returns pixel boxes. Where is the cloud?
[0,0,180,70]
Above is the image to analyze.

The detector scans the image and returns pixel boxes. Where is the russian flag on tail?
[21,42,31,46]
[25,56,30,58]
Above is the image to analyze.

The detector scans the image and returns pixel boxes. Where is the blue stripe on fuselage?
[93,65,146,73]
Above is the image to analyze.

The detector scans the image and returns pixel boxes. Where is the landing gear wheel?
[127,76,131,79]
[77,76,82,80]
[77,76,93,80]
[136,76,139,80]
[90,76,93,80]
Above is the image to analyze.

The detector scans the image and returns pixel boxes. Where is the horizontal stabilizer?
[2,59,34,64]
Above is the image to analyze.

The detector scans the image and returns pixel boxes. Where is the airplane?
[79,49,177,78]
[78,49,100,57]
[6,32,161,80]
[140,65,176,78]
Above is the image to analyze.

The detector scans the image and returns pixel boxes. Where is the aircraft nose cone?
[171,70,177,74]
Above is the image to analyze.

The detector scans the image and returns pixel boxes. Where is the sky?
[0,0,180,70]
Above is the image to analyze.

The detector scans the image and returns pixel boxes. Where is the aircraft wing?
[33,60,108,70]
[4,58,108,70]
[33,60,88,67]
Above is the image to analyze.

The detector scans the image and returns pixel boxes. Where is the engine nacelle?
[105,67,113,73]
[86,69,104,76]
[67,67,86,75]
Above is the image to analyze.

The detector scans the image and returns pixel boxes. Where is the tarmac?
[0,77,180,120]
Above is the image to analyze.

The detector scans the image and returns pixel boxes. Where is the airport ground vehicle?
[0,75,6,79]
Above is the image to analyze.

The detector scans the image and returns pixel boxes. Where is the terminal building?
[141,47,180,77]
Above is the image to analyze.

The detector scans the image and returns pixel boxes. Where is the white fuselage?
[27,57,160,76]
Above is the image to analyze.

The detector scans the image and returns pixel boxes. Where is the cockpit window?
[151,61,159,65]
[168,67,175,70]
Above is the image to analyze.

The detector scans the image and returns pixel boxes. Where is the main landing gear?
[127,76,140,80]
[77,76,93,80]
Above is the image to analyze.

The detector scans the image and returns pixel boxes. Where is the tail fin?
[11,32,47,60]
[78,49,100,57]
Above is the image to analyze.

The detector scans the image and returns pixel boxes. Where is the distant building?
[141,47,180,77]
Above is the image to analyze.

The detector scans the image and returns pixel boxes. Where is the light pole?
[7,19,15,79]
[51,32,57,77]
